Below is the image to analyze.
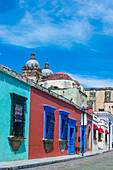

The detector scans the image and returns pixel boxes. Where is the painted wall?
[29,86,92,159]
[0,70,31,162]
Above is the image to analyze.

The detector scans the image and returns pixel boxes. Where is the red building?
[28,85,92,159]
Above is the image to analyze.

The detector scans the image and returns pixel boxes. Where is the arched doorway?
[87,125,91,151]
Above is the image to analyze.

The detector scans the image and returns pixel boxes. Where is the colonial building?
[29,84,92,159]
[85,88,113,115]
[39,72,87,107]
[94,111,113,149]
[22,53,53,83]
[0,64,31,162]
[0,64,93,162]
[23,52,87,108]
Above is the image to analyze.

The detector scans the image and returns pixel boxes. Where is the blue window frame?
[43,105,56,140]
[59,110,70,140]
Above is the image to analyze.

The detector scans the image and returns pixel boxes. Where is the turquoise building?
[0,65,31,162]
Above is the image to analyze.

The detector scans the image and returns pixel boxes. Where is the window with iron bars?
[10,93,27,137]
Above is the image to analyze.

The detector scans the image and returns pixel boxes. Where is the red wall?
[28,86,92,159]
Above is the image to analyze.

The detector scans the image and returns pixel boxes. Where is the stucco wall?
[52,88,87,107]
[29,86,92,159]
[0,70,31,162]
[39,80,75,89]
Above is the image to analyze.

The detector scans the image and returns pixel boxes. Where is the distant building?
[94,111,113,148]
[22,53,53,83]
[39,72,87,107]
[23,53,87,108]
[85,88,113,115]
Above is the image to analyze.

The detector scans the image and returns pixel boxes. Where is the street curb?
[1,150,113,170]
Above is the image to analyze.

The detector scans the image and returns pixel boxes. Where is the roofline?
[0,64,31,86]
[85,87,113,91]
[0,64,92,117]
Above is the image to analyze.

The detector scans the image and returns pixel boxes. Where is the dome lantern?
[30,53,35,60]
[42,62,53,77]
[26,53,39,67]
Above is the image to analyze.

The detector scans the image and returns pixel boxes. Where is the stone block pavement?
[0,149,112,170]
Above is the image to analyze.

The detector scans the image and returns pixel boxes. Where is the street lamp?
[82,105,85,156]
[109,119,111,150]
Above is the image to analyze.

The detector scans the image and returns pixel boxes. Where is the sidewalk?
[0,149,112,170]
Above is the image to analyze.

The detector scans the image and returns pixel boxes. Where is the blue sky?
[1,0,113,87]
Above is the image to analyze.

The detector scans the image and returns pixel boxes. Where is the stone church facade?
[22,53,87,108]
[85,88,113,115]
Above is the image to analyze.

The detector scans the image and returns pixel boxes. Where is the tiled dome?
[26,53,39,67]
[42,62,53,76]
[48,72,73,80]
[42,69,53,76]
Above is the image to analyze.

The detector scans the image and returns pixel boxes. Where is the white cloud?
[1,0,113,47]
[0,11,93,48]
[67,73,113,88]
[74,0,113,35]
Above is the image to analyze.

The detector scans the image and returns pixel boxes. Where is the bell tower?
[22,53,42,83]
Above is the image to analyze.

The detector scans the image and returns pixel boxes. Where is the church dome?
[48,72,73,80]
[42,62,53,76]
[26,53,39,67]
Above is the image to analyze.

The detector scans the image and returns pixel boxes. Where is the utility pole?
[82,106,85,156]
[109,119,111,150]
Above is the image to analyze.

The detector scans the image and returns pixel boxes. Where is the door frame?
[68,118,77,155]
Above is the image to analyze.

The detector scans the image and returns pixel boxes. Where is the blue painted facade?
[0,70,31,162]
[80,124,87,153]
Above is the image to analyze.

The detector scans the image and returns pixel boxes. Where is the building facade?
[29,85,92,159]
[92,112,111,151]
[0,65,31,162]
[95,111,113,149]
[0,64,92,162]
[85,88,113,115]
[39,72,87,108]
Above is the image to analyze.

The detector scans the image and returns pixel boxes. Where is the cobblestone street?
[28,151,113,170]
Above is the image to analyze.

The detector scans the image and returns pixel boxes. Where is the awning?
[93,124,98,130]
[98,128,104,133]
[105,130,109,134]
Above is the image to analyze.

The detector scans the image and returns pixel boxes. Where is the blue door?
[68,118,77,155]
[69,127,75,154]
